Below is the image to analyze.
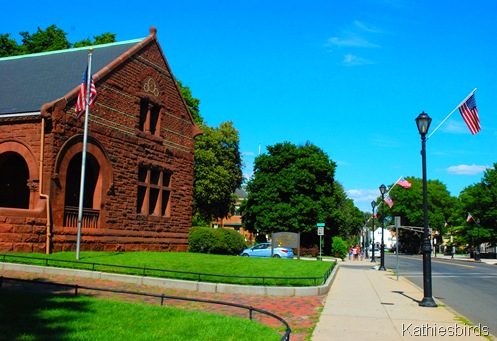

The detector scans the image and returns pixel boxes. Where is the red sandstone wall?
[0,39,196,253]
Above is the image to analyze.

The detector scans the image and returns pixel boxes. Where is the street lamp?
[371,200,376,262]
[415,111,437,307]
[379,184,387,271]
[476,218,481,261]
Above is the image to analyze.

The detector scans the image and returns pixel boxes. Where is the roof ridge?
[0,38,145,62]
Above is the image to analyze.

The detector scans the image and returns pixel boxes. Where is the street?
[384,254,497,338]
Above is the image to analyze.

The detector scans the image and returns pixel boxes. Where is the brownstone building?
[0,27,201,253]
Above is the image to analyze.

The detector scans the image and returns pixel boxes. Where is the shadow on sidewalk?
[392,290,421,304]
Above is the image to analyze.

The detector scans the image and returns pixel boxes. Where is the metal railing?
[64,206,99,228]
[0,253,334,287]
[0,276,291,340]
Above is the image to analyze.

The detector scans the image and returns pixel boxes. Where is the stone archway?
[52,135,113,229]
[0,140,39,210]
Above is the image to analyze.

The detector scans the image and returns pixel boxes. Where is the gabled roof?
[0,38,144,116]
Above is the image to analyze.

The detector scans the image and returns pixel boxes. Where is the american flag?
[384,195,394,208]
[467,212,473,222]
[75,68,97,118]
[458,94,480,135]
[396,177,412,189]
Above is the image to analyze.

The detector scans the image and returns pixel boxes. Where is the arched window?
[65,153,100,208]
[63,152,101,229]
[0,152,30,209]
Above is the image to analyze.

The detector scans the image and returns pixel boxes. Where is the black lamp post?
[371,200,376,262]
[379,184,387,271]
[476,218,481,261]
[415,111,437,307]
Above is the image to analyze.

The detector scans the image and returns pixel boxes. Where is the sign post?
[395,216,401,281]
[317,223,325,260]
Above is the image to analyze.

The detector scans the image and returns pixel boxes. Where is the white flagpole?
[427,88,477,140]
[387,176,402,195]
[76,48,94,260]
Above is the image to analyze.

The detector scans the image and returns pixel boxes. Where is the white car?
[368,248,381,258]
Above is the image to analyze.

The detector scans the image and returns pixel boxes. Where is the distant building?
[0,27,202,253]
[212,188,254,243]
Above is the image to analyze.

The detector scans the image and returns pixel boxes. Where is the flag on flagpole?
[458,93,480,135]
[75,67,97,118]
[467,212,473,222]
[396,177,412,188]
[384,195,394,208]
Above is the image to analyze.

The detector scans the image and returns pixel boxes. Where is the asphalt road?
[384,254,497,338]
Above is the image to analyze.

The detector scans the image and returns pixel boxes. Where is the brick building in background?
[0,27,202,253]
[211,188,254,244]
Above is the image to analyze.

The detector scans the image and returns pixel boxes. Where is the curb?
[1,261,338,297]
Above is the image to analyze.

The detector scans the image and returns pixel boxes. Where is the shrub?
[188,227,248,255]
[331,236,348,260]
[188,227,219,254]
[300,247,319,257]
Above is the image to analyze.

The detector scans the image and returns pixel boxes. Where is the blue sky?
[3,0,496,212]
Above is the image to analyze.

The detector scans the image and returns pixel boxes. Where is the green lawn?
[1,251,331,339]
[0,288,281,341]
[1,251,334,286]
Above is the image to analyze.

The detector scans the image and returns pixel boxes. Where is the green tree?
[19,25,71,54]
[381,176,457,253]
[241,141,359,253]
[177,80,243,224]
[193,121,243,222]
[0,33,22,57]
[177,80,202,125]
[0,25,117,56]
[73,32,117,48]
[458,163,497,247]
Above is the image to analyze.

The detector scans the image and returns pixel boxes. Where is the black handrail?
[0,253,334,287]
[0,276,291,341]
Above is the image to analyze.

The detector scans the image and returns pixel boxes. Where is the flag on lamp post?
[75,67,97,118]
[396,177,412,188]
[458,94,480,135]
[384,195,394,208]
[467,212,473,222]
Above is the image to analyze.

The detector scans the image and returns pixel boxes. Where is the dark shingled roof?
[0,39,144,115]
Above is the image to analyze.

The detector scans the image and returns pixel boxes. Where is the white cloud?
[441,120,472,134]
[347,188,379,203]
[343,54,374,66]
[327,36,380,48]
[353,20,383,34]
[446,164,489,175]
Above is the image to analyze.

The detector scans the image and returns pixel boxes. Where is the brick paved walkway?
[1,270,326,340]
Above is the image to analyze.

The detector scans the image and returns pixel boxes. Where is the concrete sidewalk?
[312,260,491,340]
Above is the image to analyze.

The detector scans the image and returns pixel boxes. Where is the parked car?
[368,247,381,258]
[240,242,294,258]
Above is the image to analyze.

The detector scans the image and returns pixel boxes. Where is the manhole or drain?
[381,302,394,305]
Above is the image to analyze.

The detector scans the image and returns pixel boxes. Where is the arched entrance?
[0,152,30,209]
[63,153,101,229]
[0,140,39,211]
[53,135,113,229]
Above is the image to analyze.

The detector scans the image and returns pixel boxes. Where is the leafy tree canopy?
[241,141,363,251]
[379,176,458,253]
[1,25,116,57]
[193,121,243,222]
[457,163,497,246]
